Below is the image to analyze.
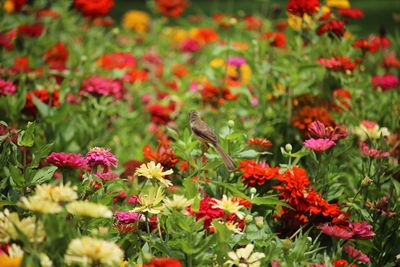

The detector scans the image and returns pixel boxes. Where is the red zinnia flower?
[316,19,346,38]
[239,160,279,186]
[143,257,183,267]
[8,0,27,12]
[155,0,188,18]
[46,152,87,169]
[291,105,335,134]
[143,144,179,169]
[371,74,399,91]
[261,32,286,48]
[148,103,176,125]
[248,137,273,151]
[74,0,114,18]
[286,0,320,17]
[192,28,219,45]
[333,259,356,267]
[332,88,351,112]
[318,56,356,72]
[338,8,364,19]
[17,23,45,38]
[244,16,262,31]
[201,83,238,108]
[44,42,68,70]
[23,89,60,116]
[382,52,400,69]
[190,196,224,230]
[96,52,136,70]
[80,76,125,99]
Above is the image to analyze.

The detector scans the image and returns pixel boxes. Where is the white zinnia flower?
[212,195,245,219]
[66,201,112,218]
[225,244,265,267]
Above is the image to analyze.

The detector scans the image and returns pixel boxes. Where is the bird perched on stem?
[189,110,236,172]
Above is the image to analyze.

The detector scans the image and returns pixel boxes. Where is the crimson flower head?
[304,138,336,152]
[85,147,118,172]
[239,160,279,186]
[179,38,202,53]
[17,23,45,38]
[316,19,346,38]
[343,245,370,263]
[44,42,68,70]
[382,52,400,69]
[74,0,114,17]
[318,56,356,72]
[244,16,262,31]
[286,0,320,17]
[23,89,60,116]
[46,152,87,169]
[318,223,353,240]
[143,257,183,267]
[155,0,188,18]
[261,32,286,48]
[148,103,176,125]
[338,8,364,19]
[371,74,399,91]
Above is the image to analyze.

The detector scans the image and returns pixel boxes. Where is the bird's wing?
[191,120,218,145]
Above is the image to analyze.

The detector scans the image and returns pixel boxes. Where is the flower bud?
[228,120,235,128]
[112,27,120,35]
[285,144,292,152]
[282,239,292,250]
[254,216,264,229]
[245,215,253,223]
[250,187,257,195]
[361,176,373,187]
[80,55,87,62]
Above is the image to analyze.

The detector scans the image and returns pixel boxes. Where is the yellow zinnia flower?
[135,161,173,187]
[34,183,78,203]
[287,13,314,31]
[122,10,150,33]
[64,236,123,267]
[132,186,165,214]
[162,27,188,45]
[66,201,113,218]
[212,195,245,219]
[18,197,63,214]
[325,0,350,9]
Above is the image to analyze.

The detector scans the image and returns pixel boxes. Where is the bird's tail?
[214,143,236,172]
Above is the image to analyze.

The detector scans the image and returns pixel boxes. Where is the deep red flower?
[338,8,364,19]
[120,159,142,178]
[44,42,68,70]
[17,23,45,38]
[143,144,179,169]
[291,105,335,134]
[201,83,238,108]
[155,0,188,18]
[73,0,114,17]
[318,56,356,72]
[239,160,279,186]
[143,258,183,267]
[23,89,60,116]
[172,64,189,78]
[261,32,286,48]
[244,16,262,31]
[190,196,224,230]
[148,103,175,125]
[0,29,17,50]
[12,56,30,73]
[316,19,346,38]
[286,0,320,17]
[96,52,136,70]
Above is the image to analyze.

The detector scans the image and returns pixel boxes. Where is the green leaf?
[251,196,291,208]
[17,121,36,147]
[216,182,249,200]
[9,165,24,187]
[31,94,50,117]
[235,149,260,159]
[183,177,198,199]
[31,166,58,185]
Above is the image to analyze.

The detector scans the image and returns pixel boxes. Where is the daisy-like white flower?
[212,195,245,219]
[34,183,78,203]
[225,244,265,267]
[18,197,63,214]
[135,161,173,187]
[66,201,113,218]
[64,236,123,267]
[132,186,165,214]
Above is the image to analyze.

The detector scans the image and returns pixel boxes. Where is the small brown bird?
[189,110,236,172]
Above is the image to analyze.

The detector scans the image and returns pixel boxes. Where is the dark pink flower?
[0,79,17,96]
[348,221,375,240]
[318,224,353,240]
[360,143,390,158]
[94,172,119,181]
[227,57,247,67]
[308,121,347,141]
[304,138,336,151]
[128,196,138,204]
[343,245,370,263]
[179,38,201,53]
[371,74,399,91]
[46,152,87,169]
[80,76,124,99]
[85,147,118,172]
[115,211,140,224]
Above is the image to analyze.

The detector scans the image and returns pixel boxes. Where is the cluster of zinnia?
[303,120,347,152]
[80,76,125,99]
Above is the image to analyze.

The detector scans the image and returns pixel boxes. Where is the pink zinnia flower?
[371,74,399,91]
[80,76,124,99]
[85,147,118,172]
[115,211,140,223]
[343,245,370,263]
[46,152,87,169]
[128,196,138,204]
[304,138,336,151]
[227,57,246,67]
[94,172,119,181]
[360,143,390,158]
[0,79,17,96]
[180,38,202,53]
[348,221,375,240]
[308,121,348,141]
[318,224,353,240]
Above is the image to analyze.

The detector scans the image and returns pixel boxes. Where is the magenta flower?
[128,196,138,204]
[360,143,390,158]
[318,224,353,240]
[304,138,336,151]
[94,172,119,181]
[371,74,399,91]
[46,152,87,169]
[343,245,370,263]
[348,221,375,240]
[0,79,17,96]
[80,76,124,99]
[85,147,118,172]
[180,38,201,53]
[227,56,247,67]
[115,211,140,224]
[308,121,348,141]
